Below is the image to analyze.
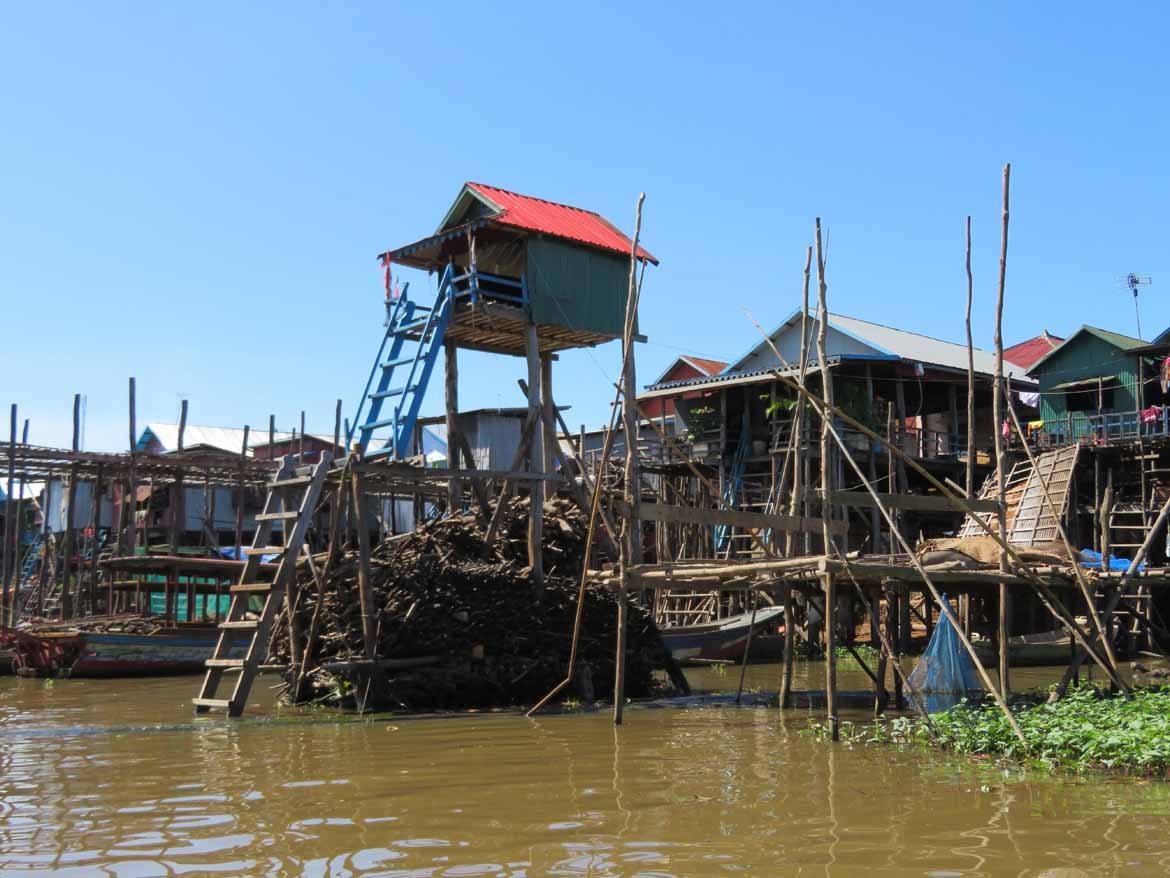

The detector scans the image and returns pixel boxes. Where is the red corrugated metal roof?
[1005,332,1064,370]
[467,182,657,264]
[680,356,728,376]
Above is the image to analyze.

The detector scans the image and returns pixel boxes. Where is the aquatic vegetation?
[833,643,880,670]
[806,686,1170,776]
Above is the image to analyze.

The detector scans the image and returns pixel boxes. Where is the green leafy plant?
[804,685,1170,776]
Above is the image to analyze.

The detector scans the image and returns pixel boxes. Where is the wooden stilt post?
[333,399,342,454]
[169,397,186,556]
[444,339,463,513]
[60,395,82,620]
[2,404,15,625]
[541,352,556,502]
[865,366,880,550]
[823,572,838,737]
[524,323,544,587]
[614,192,645,726]
[10,419,29,625]
[779,584,795,708]
[351,461,376,660]
[125,380,137,557]
[992,163,1011,700]
[85,463,103,616]
[234,426,249,563]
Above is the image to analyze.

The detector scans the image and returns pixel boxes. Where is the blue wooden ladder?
[350,263,457,461]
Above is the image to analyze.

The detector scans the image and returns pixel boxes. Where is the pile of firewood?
[270,496,672,711]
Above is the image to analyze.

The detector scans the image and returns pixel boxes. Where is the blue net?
[907,596,983,712]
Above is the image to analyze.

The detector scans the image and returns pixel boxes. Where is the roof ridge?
[145,421,296,433]
[466,181,604,218]
[1082,323,1143,343]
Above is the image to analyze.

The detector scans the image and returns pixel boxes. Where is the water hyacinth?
[806,686,1170,776]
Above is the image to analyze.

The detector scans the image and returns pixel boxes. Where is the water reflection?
[0,673,1169,876]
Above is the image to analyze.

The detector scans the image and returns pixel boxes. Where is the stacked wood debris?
[17,615,167,635]
[270,496,672,711]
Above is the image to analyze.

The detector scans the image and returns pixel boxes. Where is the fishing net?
[907,596,982,712]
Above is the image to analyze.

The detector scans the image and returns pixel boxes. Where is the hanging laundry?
[1161,356,1170,394]
[1141,405,1161,424]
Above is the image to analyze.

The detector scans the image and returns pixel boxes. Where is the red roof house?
[1005,331,1064,371]
[643,355,728,420]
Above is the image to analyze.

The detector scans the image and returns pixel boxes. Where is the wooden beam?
[827,491,999,513]
[635,501,847,535]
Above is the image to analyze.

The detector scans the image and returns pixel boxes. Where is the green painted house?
[1026,325,1154,441]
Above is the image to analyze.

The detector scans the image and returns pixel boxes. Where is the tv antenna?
[1126,273,1151,340]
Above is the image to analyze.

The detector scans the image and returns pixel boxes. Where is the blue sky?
[3,2,1168,451]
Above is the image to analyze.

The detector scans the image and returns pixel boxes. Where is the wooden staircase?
[192,453,332,717]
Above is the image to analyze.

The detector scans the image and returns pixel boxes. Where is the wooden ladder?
[192,452,332,717]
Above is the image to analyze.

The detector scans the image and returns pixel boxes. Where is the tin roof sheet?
[466,182,657,264]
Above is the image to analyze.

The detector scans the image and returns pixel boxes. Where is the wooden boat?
[660,606,785,665]
[2,621,244,677]
[973,630,1074,667]
[65,627,243,677]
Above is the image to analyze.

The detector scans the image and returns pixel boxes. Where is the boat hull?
[661,606,785,665]
[67,630,243,677]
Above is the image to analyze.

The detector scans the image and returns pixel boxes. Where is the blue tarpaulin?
[1079,548,1146,573]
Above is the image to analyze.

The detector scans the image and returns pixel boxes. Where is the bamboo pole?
[527,403,625,717]
[615,192,645,726]
[786,246,813,557]
[813,219,839,739]
[965,216,976,498]
[992,163,1011,699]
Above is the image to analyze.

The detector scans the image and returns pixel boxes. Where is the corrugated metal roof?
[138,423,294,456]
[465,182,658,264]
[825,312,1005,375]
[1004,332,1064,370]
[639,361,842,400]
[679,356,729,376]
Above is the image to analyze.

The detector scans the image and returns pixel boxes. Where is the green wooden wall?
[525,237,632,338]
[1036,334,1139,424]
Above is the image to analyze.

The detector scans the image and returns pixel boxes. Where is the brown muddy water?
[2,662,1169,877]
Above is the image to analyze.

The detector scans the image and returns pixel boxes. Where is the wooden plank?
[636,502,848,535]
[829,491,1000,513]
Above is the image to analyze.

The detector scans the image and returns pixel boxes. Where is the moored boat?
[1,620,245,677]
[973,630,1074,667]
[660,606,785,665]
